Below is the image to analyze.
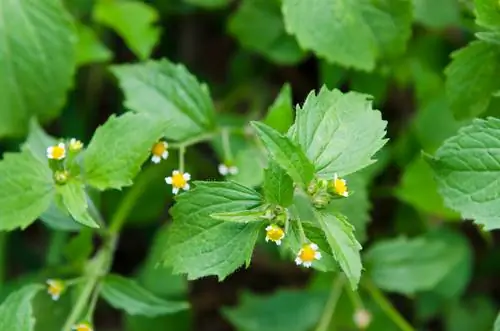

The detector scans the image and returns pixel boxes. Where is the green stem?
[315,275,345,331]
[345,282,364,310]
[169,131,218,150]
[295,218,308,244]
[364,280,415,331]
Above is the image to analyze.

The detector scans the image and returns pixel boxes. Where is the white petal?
[229,166,239,175]
[51,294,60,301]
[183,183,190,191]
[265,236,270,242]
[295,257,302,265]
[276,240,281,246]
[341,179,347,185]
[183,172,191,181]
[315,252,322,260]
[343,192,349,197]
[310,243,319,250]
[334,173,338,181]
[218,164,228,175]
[172,187,179,195]
[265,225,273,231]
[165,177,172,184]
[70,138,76,144]
[162,151,169,159]
[172,170,180,175]
[57,142,65,149]
[46,146,53,158]
[151,155,161,163]
[303,262,312,268]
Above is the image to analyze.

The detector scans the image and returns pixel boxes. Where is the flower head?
[54,170,70,184]
[295,243,322,268]
[46,279,65,301]
[69,138,84,152]
[218,163,238,176]
[46,143,66,160]
[72,322,93,331]
[265,224,285,245]
[165,170,191,194]
[353,309,372,329]
[330,173,348,197]
[151,141,169,164]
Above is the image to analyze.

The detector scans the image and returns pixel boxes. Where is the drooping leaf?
[0,284,43,331]
[101,274,189,317]
[161,181,264,280]
[291,87,387,178]
[0,0,76,137]
[111,59,216,141]
[83,112,169,190]
[93,0,160,60]
[57,180,98,228]
[263,84,294,133]
[39,201,81,231]
[228,0,305,64]
[474,0,500,30]
[75,23,112,66]
[262,161,294,207]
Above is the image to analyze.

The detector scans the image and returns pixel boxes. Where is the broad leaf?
[0,284,43,331]
[75,23,112,66]
[83,112,169,190]
[228,0,305,64]
[263,161,294,207]
[101,274,189,317]
[22,119,57,163]
[291,87,387,178]
[211,208,266,223]
[413,0,460,28]
[0,0,76,137]
[161,181,264,280]
[476,31,500,46]
[445,41,500,119]
[93,0,160,60]
[39,202,81,231]
[111,59,216,141]
[428,118,500,229]
[0,151,54,231]
[57,180,98,228]
[263,84,294,133]
[315,211,362,289]
[474,0,500,30]
[252,121,315,189]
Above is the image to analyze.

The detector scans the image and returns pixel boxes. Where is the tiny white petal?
[310,243,319,250]
[51,294,60,301]
[151,155,161,164]
[265,225,273,231]
[162,151,169,159]
[57,142,65,149]
[343,192,349,197]
[183,173,191,181]
[303,262,312,268]
[265,237,270,242]
[295,257,302,265]
[218,164,228,175]
[172,170,180,175]
[70,138,76,144]
[341,179,347,185]
[172,187,179,195]
[229,166,239,175]
[315,252,322,260]
[46,146,53,156]
[165,177,173,184]
[183,183,190,191]
[334,173,338,181]
[276,240,281,246]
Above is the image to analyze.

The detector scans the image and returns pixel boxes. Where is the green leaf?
[222,290,328,331]
[476,31,500,46]
[251,121,315,189]
[57,180,98,228]
[75,23,112,66]
[101,274,189,317]
[0,151,54,231]
[185,0,230,8]
[494,313,500,331]
[63,229,93,264]
[291,87,387,178]
[228,0,305,64]
[445,41,500,119]
[211,208,266,223]
[0,284,43,331]
[263,161,294,207]
[231,144,266,188]
[83,112,169,190]
[474,0,500,30]
[39,201,82,231]
[161,181,264,280]
[413,0,460,28]
[315,211,362,289]
[445,296,497,331]
[0,0,76,137]
[263,84,294,133]
[93,0,160,60]
[428,118,500,230]
[111,59,216,141]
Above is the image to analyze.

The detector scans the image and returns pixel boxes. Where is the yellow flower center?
[47,280,63,296]
[299,245,317,262]
[51,145,65,159]
[333,178,347,196]
[74,324,92,331]
[152,142,166,156]
[172,172,187,188]
[266,225,284,241]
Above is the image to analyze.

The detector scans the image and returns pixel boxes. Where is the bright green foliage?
[83,112,169,190]
[428,118,500,230]
[263,84,294,133]
[39,202,81,231]
[101,274,189,317]
[223,290,327,331]
[211,208,266,223]
[111,60,216,141]
[75,23,113,66]
[365,232,470,294]
[413,0,460,28]
[495,313,500,331]
[262,161,294,207]
[291,88,387,178]
[315,211,362,290]
[0,0,76,138]
[476,31,500,46]
[231,144,266,188]
[474,0,500,30]
[185,0,230,8]
[0,151,54,231]
[57,180,98,228]
[161,181,264,280]
[228,0,305,64]
[445,41,500,119]
[252,122,315,189]
[0,284,43,331]
[93,0,160,60]
[22,120,57,163]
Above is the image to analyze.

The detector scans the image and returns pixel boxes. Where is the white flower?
[46,279,65,301]
[46,143,66,160]
[295,243,322,268]
[165,170,191,194]
[218,163,238,176]
[151,141,169,164]
[69,138,83,152]
[265,224,285,245]
[72,322,93,331]
[353,309,372,329]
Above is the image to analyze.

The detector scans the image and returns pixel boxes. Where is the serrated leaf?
[83,112,169,190]
[0,284,43,331]
[0,0,76,138]
[291,87,387,178]
[413,0,460,28]
[315,211,362,289]
[476,31,500,46]
[445,41,500,119]
[111,59,216,141]
[161,181,264,280]
[93,0,160,60]
[263,161,294,207]
[211,208,266,223]
[228,0,305,64]
[474,0,500,30]
[252,121,315,189]
[57,180,98,228]
[0,151,54,231]
[75,23,112,66]
[428,117,500,230]
[263,84,294,133]
[101,274,189,317]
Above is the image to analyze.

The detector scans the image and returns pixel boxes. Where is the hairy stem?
[315,275,345,331]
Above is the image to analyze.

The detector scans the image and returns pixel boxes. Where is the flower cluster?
[307,173,349,208]
[295,243,322,268]
[46,138,84,184]
[218,162,238,176]
[46,279,65,301]
[72,322,93,331]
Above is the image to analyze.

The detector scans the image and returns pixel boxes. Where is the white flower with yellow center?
[72,322,93,331]
[46,279,65,301]
[165,170,191,194]
[151,141,169,164]
[46,143,66,160]
[265,224,285,245]
[331,173,349,197]
[218,163,238,176]
[69,138,84,152]
[295,243,322,268]
[353,309,372,329]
